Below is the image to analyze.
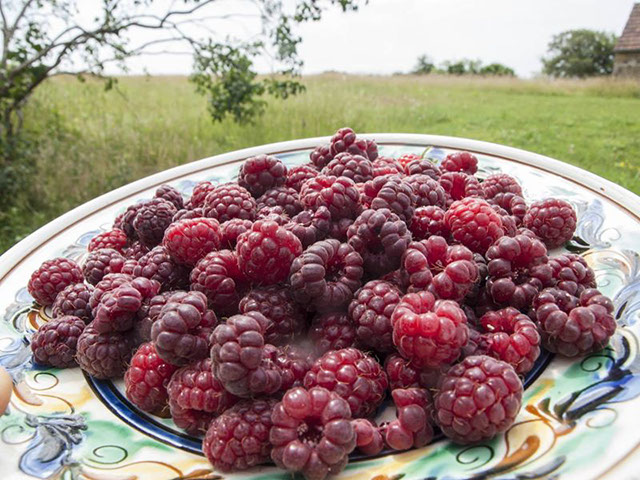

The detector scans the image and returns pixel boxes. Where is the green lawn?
[2,74,639,253]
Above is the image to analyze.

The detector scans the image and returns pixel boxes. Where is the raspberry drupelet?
[482,173,523,199]
[190,181,216,208]
[88,229,128,253]
[285,207,331,248]
[361,175,415,223]
[441,151,479,175]
[162,217,221,266]
[384,353,440,390]
[220,218,254,249]
[383,388,434,451]
[257,186,303,217]
[403,174,447,208]
[52,283,93,323]
[403,159,442,179]
[439,171,483,205]
[308,312,357,356]
[523,198,577,248]
[132,245,190,292]
[203,183,257,222]
[31,316,86,368]
[352,419,384,455]
[132,198,177,248]
[83,248,126,285]
[300,175,361,221]
[445,197,505,254]
[321,153,374,183]
[238,154,287,198]
[287,164,319,192]
[76,325,134,379]
[548,253,596,296]
[410,206,449,240]
[28,257,83,306]
[329,127,378,160]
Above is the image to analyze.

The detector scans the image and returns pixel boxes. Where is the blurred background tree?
[542,29,617,78]
[412,54,435,74]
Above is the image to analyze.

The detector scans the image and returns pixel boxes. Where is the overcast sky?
[111,0,636,78]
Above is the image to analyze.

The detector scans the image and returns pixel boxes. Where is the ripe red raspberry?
[348,280,401,354]
[162,217,221,266]
[439,172,483,205]
[151,291,217,366]
[523,198,577,248]
[236,220,302,285]
[361,175,415,223]
[434,355,523,444]
[134,292,172,345]
[31,316,86,368]
[445,197,505,254]
[83,248,125,285]
[133,198,177,248]
[549,253,596,296]
[352,419,384,455]
[396,153,421,168]
[308,312,357,356]
[329,127,378,160]
[155,184,184,210]
[403,174,447,208]
[93,284,144,333]
[486,234,553,310]
[391,291,468,369]
[372,156,404,177]
[124,342,178,415]
[52,283,93,323]
[489,193,527,225]
[256,205,290,225]
[133,245,189,291]
[76,325,134,379]
[533,288,616,356]
[321,153,374,183]
[289,239,364,310]
[220,218,253,249]
[479,308,540,374]
[168,358,238,434]
[304,348,387,418]
[383,388,434,451]
[441,151,478,175]
[384,353,440,390]
[203,183,257,222]
[287,164,319,192]
[88,229,128,253]
[310,144,333,170]
[239,285,307,346]
[274,345,314,391]
[257,186,303,217]
[203,398,277,472]
[114,200,150,241]
[124,241,149,261]
[403,159,442,179]
[410,206,449,240]
[238,154,287,198]
[270,386,356,480]
[190,249,248,316]
[28,258,83,306]
[89,273,133,315]
[285,206,331,248]
[190,181,216,208]
[482,173,523,199]
[300,175,361,221]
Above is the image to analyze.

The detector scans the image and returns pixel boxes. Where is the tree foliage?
[411,55,515,77]
[542,29,616,78]
[411,54,435,75]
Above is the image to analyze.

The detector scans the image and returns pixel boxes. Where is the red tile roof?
[616,3,640,52]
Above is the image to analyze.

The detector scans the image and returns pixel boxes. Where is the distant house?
[614,3,640,77]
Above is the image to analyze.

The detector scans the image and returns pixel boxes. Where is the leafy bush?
[542,30,617,78]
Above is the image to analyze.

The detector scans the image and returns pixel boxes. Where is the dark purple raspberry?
[493,205,518,237]
[300,175,361,221]
[124,342,178,416]
[321,153,374,183]
[403,174,447,208]
[270,386,356,480]
[482,173,523,199]
[256,205,290,225]
[549,253,596,296]
[384,353,440,390]
[287,164,319,192]
[329,127,378,160]
[89,273,133,315]
[383,388,434,451]
[304,348,388,419]
[308,312,357,356]
[439,171,483,205]
[361,175,415,223]
[445,197,505,254]
[88,229,128,253]
[403,159,442,179]
[285,207,332,248]
[523,198,577,248]
[155,184,184,209]
[203,398,277,472]
[168,358,238,434]
[76,325,134,379]
[410,206,449,239]
[134,292,173,345]
[190,181,216,208]
[93,284,144,333]
[289,239,364,311]
[441,151,478,175]
[162,217,221,266]
[310,144,333,170]
[124,241,149,261]
[114,200,150,241]
[83,248,125,285]
[52,283,93,323]
[391,291,469,369]
[489,192,527,225]
[434,355,523,444]
[328,217,354,242]
[238,154,287,198]
[460,325,487,359]
[220,218,254,249]
[239,285,307,346]
[172,207,206,223]
[372,156,404,177]
[352,419,384,455]
[533,288,616,357]
[132,198,177,248]
[133,245,190,291]
[236,220,303,285]
[28,258,83,306]
[31,316,86,368]
[203,183,257,222]
[257,186,303,217]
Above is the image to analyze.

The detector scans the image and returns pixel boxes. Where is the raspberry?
[124,241,149,261]
[304,348,387,418]
[287,164,319,192]
[445,197,505,254]
[151,291,218,366]
[134,292,172,345]
[361,175,415,223]
[114,201,150,241]
[434,355,523,444]
[403,159,442,179]
[328,217,354,242]
[310,144,333,170]
[285,207,331,248]
[441,151,478,175]
[383,388,434,451]
[257,186,303,217]
[439,172,483,205]
[493,205,518,237]
[133,245,190,291]
[168,358,238,434]
[239,285,307,346]
[52,283,93,323]
[489,193,527,225]
[274,345,314,391]
[549,253,596,296]
[238,154,287,198]
[172,207,205,223]
[523,198,577,248]
[533,288,616,356]
[321,153,374,183]
[391,291,468,369]
[83,248,125,285]
[348,280,401,354]
[300,175,361,221]
[486,234,553,310]
[256,205,290,225]
[76,325,134,379]
[384,353,440,390]
[479,308,541,374]
[203,183,257,222]
[460,326,487,359]
[482,173,523,199]
[396,153,421,168]
[190,181,216,208]
[329,127,378,160]
[270,386,356,480]
[352,419,384,455]
[190,249,248,316]
[89,273,133,315]
[220,218,254,249]
[28,258,83,306]
[93,284,144,333]
[203,398,277,472]
[403,174,447,208]
[133,198,177,248]
[155,184,184,210]
[31,316,86,368]
[88,229,128,253]
[236,220,302,285]
[308,312,357,356]
[372,156,403,177]
[162,217,221,266]
[346,208,411,277]
[124,342,178,415]
[410,206,449,240]
[289,239,364,311]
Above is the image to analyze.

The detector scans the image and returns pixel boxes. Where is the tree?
[542,29,616,78]
[412,54,435,75]
[479,63,515,76]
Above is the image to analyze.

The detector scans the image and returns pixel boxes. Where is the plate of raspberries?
[0,129,639,480]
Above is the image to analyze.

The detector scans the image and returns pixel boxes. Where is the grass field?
[2,73,640,253]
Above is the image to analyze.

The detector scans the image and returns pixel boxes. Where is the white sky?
[101,0,636,78]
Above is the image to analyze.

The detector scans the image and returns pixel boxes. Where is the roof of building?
[616,3,640,52]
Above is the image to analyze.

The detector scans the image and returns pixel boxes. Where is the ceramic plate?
[1,134,640,480]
